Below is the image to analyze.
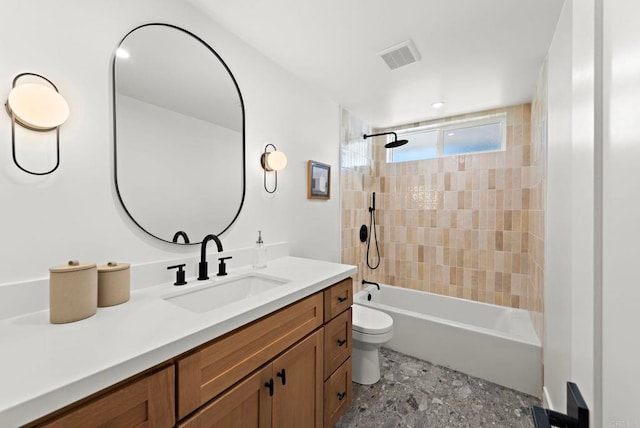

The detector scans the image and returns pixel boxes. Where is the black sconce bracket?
[261,143,278,193]
[7,72,62,176]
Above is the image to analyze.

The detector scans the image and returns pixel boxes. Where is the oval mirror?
[113,23,245,245]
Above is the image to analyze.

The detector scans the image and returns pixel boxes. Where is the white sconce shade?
[7,83,69,130]
[264,150,288,171]
[7,72,68,175]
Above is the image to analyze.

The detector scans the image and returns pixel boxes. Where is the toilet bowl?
[351,304,394,385]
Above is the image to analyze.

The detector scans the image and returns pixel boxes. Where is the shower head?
[384,138,409,148]
[363,131,409,148]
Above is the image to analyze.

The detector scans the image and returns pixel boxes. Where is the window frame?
[386,113,507,163]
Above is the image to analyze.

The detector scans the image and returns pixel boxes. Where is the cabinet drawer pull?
[337,339,347,347]
[337,296,348,302]
[277,368,286,386]
[337,392,347,401]
[265,379,274,396]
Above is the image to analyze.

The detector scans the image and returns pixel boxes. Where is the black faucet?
[167,264,187,286]
[362,279,380,290]
[198,234,224,280]
[172,231,190,244]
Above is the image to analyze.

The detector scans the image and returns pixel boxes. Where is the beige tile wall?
[528,63,547,338]
[340,108,378,292]
[341,104,544,325]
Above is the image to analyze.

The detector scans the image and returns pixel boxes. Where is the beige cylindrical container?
[97,262,131,307]
[49,260,97,324]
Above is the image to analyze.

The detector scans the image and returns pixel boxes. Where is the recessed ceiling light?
[431,101,445,109]
[116,48,130,59]
[447,132,455,136]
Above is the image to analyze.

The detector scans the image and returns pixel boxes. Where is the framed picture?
[307,160,331,200]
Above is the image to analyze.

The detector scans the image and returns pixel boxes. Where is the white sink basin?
[164,273,289,313]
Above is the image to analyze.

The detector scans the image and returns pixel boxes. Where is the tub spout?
[362,279,380,290]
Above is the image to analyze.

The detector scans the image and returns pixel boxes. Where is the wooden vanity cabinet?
[323,278,352,321]
[30,277,353,428]
[37,366,174,428]
[272,329,323,428]
[323,308,352,379]
[324,357,352,428]
[178,279,353,428]
[180,329,323,428]
[176,292,323,420]
[322,278,353,428]
[178,364,273,428]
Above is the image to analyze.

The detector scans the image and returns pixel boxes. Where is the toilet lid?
[352,304,393,335]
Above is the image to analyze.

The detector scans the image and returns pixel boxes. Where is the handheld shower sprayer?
[366,192,381,269]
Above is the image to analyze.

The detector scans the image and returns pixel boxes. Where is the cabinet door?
[42,366,174,428]
[272,329,323,428]
[179,365,273,428]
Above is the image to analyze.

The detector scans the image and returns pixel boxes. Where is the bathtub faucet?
[362,279,380,290]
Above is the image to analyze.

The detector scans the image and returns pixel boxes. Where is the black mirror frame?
[111,23,246,245]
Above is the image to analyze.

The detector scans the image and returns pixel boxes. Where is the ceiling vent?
[377,40,421,70]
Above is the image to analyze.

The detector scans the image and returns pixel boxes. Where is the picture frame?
[307,160,331,200]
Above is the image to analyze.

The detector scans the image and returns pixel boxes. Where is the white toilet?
[351,304,394,385]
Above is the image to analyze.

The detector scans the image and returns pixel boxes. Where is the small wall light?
[260,143,287,193]
[5,73,69,175]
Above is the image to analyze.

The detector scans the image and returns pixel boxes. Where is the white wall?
[543,0,640,425]
[545,0,599,422]
[569,0,597,420]
[0,0,341,284]
[603,0,640,424]
[544,0,574,411]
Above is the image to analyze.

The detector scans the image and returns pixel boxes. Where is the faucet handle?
[167,264,187,286]
[217,256,232,277]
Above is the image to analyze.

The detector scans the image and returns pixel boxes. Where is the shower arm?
[363,131,408,149]
[364,131,398,140]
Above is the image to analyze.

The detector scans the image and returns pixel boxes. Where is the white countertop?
[0,256,356,427]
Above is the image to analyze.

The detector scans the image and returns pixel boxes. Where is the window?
[388,113,506,163]
[391,129,438,162]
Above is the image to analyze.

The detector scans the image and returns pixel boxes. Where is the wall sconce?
[5,72,69,175]
[260,143,287,193]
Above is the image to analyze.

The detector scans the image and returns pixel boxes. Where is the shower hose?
[366,192,381,270]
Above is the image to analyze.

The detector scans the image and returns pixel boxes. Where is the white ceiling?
[188,0,564,128]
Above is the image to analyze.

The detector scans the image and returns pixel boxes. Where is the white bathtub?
[354,284,541,397]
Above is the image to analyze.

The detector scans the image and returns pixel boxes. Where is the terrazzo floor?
[336,348,539,428]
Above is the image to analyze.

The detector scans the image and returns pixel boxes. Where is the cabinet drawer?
[324,308,351,380]
[41,366,175,428]
[323,358,352,428]
[177,292,323,419]
[323,278,352,322]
